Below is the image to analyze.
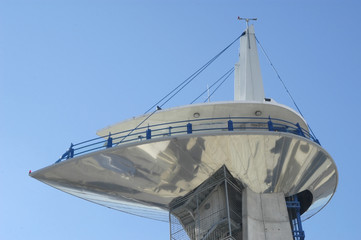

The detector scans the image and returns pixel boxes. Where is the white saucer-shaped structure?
[31,101,337,220]
[30,24,337,239]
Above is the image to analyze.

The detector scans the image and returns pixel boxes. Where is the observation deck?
[30,100,337,221]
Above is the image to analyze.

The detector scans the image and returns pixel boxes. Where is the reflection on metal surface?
[31,131,337,221]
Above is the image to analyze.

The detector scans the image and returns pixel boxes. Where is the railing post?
[106,132,113,148]
[168,126,172,136]
[296,123,305,137]
[228,120,234,131]
[268,117,274,131]
[187,123,192,134]
[68,143,74,159]
[146,128,152,139]
[56,143,74,163]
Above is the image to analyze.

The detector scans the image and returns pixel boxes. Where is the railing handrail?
[55,116,320,163]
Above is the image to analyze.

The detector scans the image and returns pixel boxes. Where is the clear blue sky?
[1,0,360,239]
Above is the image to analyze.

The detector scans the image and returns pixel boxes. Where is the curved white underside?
[31,131,337,221]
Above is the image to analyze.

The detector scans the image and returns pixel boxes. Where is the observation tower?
[30,22,338,240]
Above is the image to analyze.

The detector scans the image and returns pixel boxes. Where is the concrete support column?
[242,188,293,240]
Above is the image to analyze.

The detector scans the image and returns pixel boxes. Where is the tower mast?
[234,18,265,101]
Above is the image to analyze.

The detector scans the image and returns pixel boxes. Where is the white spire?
[234,24,265,101]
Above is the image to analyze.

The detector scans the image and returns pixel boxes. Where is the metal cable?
[144,34,242,114]
[255,36,318,140]
[190,67,234,104]
[204,68,234,103]
[121,35,242,143]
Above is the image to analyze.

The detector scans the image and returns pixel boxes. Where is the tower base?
[242,188,293,240]
[169,166,293,240]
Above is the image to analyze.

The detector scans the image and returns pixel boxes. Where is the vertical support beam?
[169,210,172,240]
[287,195,305,240]
[224,167,232,237]
[293,195,304,238]
[196,193,200,240]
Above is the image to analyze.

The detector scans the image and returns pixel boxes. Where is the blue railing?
[55,116,319,163]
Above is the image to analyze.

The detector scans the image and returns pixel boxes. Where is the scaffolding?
[169,166,243,240]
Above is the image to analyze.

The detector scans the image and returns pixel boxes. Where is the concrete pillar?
[242,188,293,240]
